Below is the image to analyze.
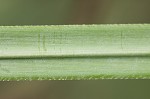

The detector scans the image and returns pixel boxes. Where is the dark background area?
[0,0,150,99]
[1,80,150,99]
[0,0,150,25]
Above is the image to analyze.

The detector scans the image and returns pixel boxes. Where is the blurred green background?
[0,0,150,99]
[0,0,150,25]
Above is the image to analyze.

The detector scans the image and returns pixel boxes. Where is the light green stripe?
[0,24,150,80]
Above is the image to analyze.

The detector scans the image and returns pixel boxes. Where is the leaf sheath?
[0,24,150,80]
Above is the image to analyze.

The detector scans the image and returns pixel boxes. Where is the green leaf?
[0,24,150,80]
